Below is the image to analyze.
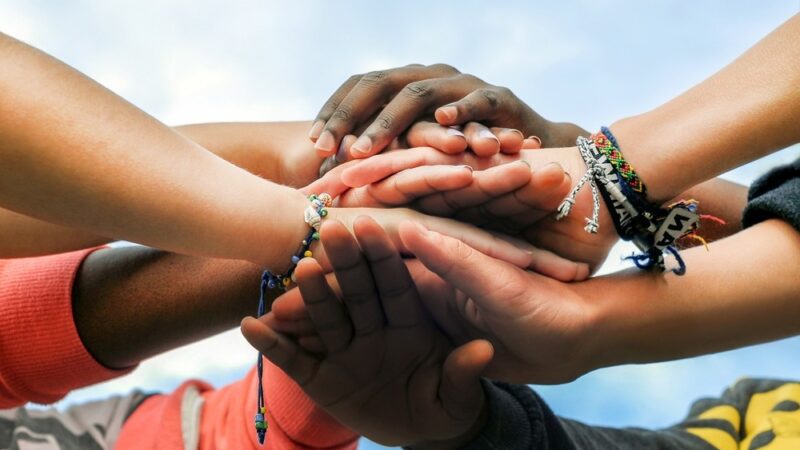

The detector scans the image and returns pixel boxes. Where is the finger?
[240,316,319,386]
[528,247,591,282]
[490,127,524,154]
[349,74,474,158]
[323,65,459,157]
[263,313,317,336]
[415,160,531,216]
[298,335,326,354]
[311,74,362,141]
[440,340,494,422]
[522,135,543,149]
[302,160,359,200]
[271,290,311,321]
[314,73,399,156]
[295,258,354,353]
[335,134,358,163]
[398,220,529,316]
[363,164,473,206]
[434,86,514,127]
[463,122,501,157]
[480,162,570,220]
[415,216,535,269]
[404,121,468,154]
[352,216,425,327]
[341,147,466,187]
[320,220,385,336]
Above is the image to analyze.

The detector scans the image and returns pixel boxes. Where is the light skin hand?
[241,217,493,448]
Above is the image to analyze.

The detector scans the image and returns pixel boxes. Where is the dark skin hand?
[310,63,586,159]
[242,217,493,449]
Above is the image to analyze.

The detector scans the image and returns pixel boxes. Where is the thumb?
[398,220,527,316]
[302,161,358,199]
[440,339,493,422]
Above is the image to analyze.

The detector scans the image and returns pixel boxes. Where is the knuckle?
[477,88,500,109]
[496,85,514,98]
[361,70,390,85]
[375,112,395,130]
[429,62,459,74]
[331,105,353,122]
[403,81,435,99]
[457,73,485,87]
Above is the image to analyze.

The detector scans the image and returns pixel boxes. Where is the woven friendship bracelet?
[557,130,700,274]
[253,192,332,445]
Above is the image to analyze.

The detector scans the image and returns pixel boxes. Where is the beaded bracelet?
[253,193,332,445]
[557,129,700,274]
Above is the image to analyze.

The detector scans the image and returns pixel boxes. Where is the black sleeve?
[742,157,800,231]
[461,381,716,450]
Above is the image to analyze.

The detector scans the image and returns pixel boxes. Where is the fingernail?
[446,127,465,138]
[309,120,324,140]
[459,164,474,173]
[518,160,531,168]
[527,135,542,146]
[314,130,335,153]
[351,135,372,155]
[506,128,524,138]
[336,135,354,163]
[478,129,500,142]
[438,106,458,122]
[318,156,338,177]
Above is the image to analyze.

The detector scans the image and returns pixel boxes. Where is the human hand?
[309,63,574,159]
[268,218,597,385]
[242,217,493,448]
[321,205,587,281]
[324,146,618,271]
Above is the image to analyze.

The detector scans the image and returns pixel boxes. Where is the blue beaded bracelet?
[253,193,332,444]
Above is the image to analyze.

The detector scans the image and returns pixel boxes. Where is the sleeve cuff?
[0,247,135,407]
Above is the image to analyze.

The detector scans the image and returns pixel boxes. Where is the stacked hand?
[266,218,601,386]
[242,217,494,448]
[312,145,618,272]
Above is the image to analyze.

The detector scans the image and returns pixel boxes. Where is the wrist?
[409,389,488,450]
[608,117,688,205]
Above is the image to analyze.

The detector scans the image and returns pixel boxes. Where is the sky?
[1,1,799,448]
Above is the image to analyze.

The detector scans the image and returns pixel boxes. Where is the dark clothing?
[743,157,800,230]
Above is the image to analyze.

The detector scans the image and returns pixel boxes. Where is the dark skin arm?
[72,246,265,369]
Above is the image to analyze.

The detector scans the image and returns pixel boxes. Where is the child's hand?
[241,217,493,448]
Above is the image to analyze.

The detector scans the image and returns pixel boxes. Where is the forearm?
[0,33,309,266]
[669,178,748,243]
[73,246,267,369]
[174,121,323,187]
[584,219,800,370]
[0,208,109,257]
[611,14,800,203]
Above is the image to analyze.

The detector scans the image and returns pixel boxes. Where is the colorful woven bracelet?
[557,129,700,274]
[253,192,332,445]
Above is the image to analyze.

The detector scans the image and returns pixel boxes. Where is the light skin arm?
[0,121,320,257]
[613,13,800,203]
[0,35,535,271]
[0,32,311,266]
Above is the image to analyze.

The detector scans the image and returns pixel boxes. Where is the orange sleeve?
[118,360,358,450]
[0,248,135,407]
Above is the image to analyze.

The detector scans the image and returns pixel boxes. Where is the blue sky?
[2,1,799,448]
